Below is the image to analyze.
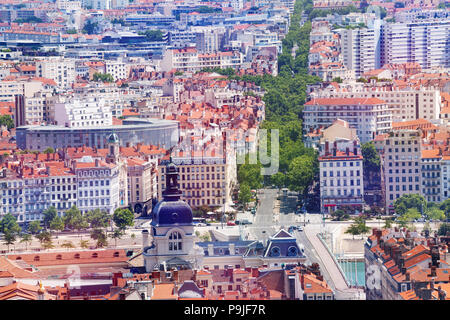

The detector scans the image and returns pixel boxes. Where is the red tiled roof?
[305,97,386,105]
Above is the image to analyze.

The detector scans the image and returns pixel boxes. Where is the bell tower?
[106,133,120,164]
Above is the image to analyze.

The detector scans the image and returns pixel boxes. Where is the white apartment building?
[0,163,78,223]
[35,58,76,89]
[421,150,442,203]
[442,156,450,201]
[337,27,377,78]
[56,0,82,11]
[160,47,243,73]
[303,97,392,144]
[318,119,364,214]
[75,159,120,215]
[381,130,422,211]
[381,19,450,69]
[311,85,442,122]
[105,60,128,81]
[53,98,112,128]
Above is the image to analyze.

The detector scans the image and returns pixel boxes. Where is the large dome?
[150,161,193,227]
[151,200,193,226]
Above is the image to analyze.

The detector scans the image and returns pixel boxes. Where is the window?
[92,253,98,258]
[113,252,119,257]
[168,231,182,251]
[56,255,62,260]
[34,256,40,262]
[74,254,80,259]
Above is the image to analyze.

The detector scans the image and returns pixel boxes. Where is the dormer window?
[56,255,62,260]
[34,256,40,261]
[92,253,98,258]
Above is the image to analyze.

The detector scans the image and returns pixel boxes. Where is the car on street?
[196,223,207,227]
[297,226,304,231]
[227,221,236,226]
[288,226,297,234]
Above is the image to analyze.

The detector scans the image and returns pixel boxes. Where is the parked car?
[288,226,296,234]
[297,226,304,231]
[227,221,236,226]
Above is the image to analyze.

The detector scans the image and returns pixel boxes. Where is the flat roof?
[16,118,178,132]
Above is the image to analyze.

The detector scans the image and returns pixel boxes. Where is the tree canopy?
[113,208,134,230]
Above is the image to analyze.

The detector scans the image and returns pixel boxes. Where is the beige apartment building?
[321,86,442,122]
[127,158,157,214]
[380,129,422,212]
[158,156,230,209]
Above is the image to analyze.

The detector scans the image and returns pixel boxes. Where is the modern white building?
[105,59,128,81]
[381,19,450,69]
[442,156,450,201]
[337,25,380,78]
[303,97,392,144]
[35,58,76,89]
[53,98,112,128]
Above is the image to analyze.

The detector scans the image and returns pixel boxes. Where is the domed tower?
[143,161,203,272]
[106,133,119,164]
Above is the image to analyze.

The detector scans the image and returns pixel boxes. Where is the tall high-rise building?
[381,19,450,69]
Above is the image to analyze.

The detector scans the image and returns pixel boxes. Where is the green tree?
[49,215,65,236]
[286,155,315,194]
[0,115,14,129]
[63,205,82,230]
[109,229,124,247]
[138,29,164,42]
[43,147,54,154]
[345,224,360,240]
[91,228,108,248]
[80,239,90,249]
[439,199,450,219]
[397,208,421,227]
[332,209,350,221]
[238,184,252,209]
[42,240,54,250]
[93,72,114,83]
[3,230,18,251]
[82,20,98,34]
[66,28,77,34]
[384,219,393,229]
[35,231,51,244]
[113,208,134,231]
[61,241,75,250]
[85,209,111,230]
[20,233,32,251]
[42,206,57,229]
[270,172,286,188]
[0,213,21,235]
[394,194,426,216]
[425,207,445,221]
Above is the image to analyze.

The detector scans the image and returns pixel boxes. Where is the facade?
[105,60,128,81]
[35,58,76,89]
[421,149,442,203]
[53,98,113,128]
[127,158,157,214]
[381,19,450,69]
[158,156,230,208]
[160,47,243,73]
[74,159,120,215]
[318,119,364,214]
[380,130,422,211]
[337,26,377,78]
[303,97,392,144]
[442,156,450,201]
[15,118,179,151]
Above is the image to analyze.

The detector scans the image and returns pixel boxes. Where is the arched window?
[168,231,182,251]
[270,246,280,257]
[287,246,298,257]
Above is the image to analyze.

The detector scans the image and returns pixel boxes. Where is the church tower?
[142,161,203,272]
[106,133,119,164]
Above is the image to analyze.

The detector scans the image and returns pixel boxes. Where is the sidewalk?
[304,226,349,291]
[304,226,364,299]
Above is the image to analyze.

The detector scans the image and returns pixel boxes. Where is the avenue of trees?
[0,206,135,251]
